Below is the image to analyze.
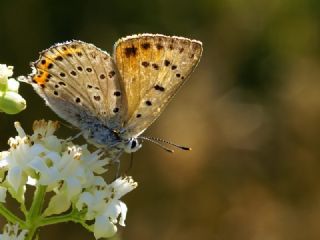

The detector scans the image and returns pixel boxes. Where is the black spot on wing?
[108,71,116,78]
[152,63,159,70]
[141,42,151,49]
[154,85,165,92]
[142,61,149,67]
[125,45,138,57]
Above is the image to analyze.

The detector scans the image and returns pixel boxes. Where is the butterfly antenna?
[139,136,174,153]
[141,136,192,151]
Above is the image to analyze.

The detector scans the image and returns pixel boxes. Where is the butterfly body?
[29,34,202,155]
[81,118,141,154]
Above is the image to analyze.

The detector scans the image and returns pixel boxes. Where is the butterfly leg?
[59,121,79,130]
[111,150,124,178]
[64,131,83,143]
[125,153,134,175]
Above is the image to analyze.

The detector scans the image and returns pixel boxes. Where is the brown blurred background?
[1,0,320,239]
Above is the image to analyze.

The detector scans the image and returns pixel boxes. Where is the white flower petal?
[32,120,59,137]
[0,223,28,240]
[92,176,106,187]
[76,192,93,210]
[7,166,23,192]
[16,229,28,240]
[44,136,62,152]
[0,64,13,79]
[7,78,19,92]
[13,122,26,138]
[37,167,60,185]
[105,200,122,221]
[45,151,62,165]
[94,215,117,239]
[28,157,60,185]
[65,177,81,199]
[118,201,128,226]
[28,144,47,158]
[111,176,138,199]
[28,156,49,173]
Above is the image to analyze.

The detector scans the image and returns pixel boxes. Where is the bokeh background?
[1,0,320,239]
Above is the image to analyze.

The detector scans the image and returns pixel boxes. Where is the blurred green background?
[1,0,320,239]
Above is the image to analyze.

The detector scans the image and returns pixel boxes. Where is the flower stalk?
[0,203,24,226]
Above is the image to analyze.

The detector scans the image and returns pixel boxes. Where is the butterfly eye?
[123,138,141,153]
[131,139,137,149]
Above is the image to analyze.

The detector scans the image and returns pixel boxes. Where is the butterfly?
[29,34,203,158]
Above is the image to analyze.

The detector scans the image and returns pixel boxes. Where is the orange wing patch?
[32,70,51,86]
[32,44,83,86]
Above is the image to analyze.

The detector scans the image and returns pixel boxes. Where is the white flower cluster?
[0,224,27,240]
[0,120,137,239]
[0,64,26,114]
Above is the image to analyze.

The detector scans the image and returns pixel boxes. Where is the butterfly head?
[123,138,142,153]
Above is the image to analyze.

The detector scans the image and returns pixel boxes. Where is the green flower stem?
[0,203,25,226]
[28,185,46,219]
[25,226,36,240]
[20,202,28,217]
[25,185,47,240]
[39,210,93,232]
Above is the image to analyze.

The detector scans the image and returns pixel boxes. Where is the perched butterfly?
[28,34,202,158]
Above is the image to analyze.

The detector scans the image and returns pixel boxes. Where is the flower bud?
[0,91,26,114]
[7,78,20,92]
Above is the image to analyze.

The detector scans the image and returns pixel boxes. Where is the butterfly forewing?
[30,41,125,130]
[114,34,202,138]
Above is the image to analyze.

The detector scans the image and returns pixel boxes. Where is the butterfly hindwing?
[114,34,202,138]
[30,41,125,130]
